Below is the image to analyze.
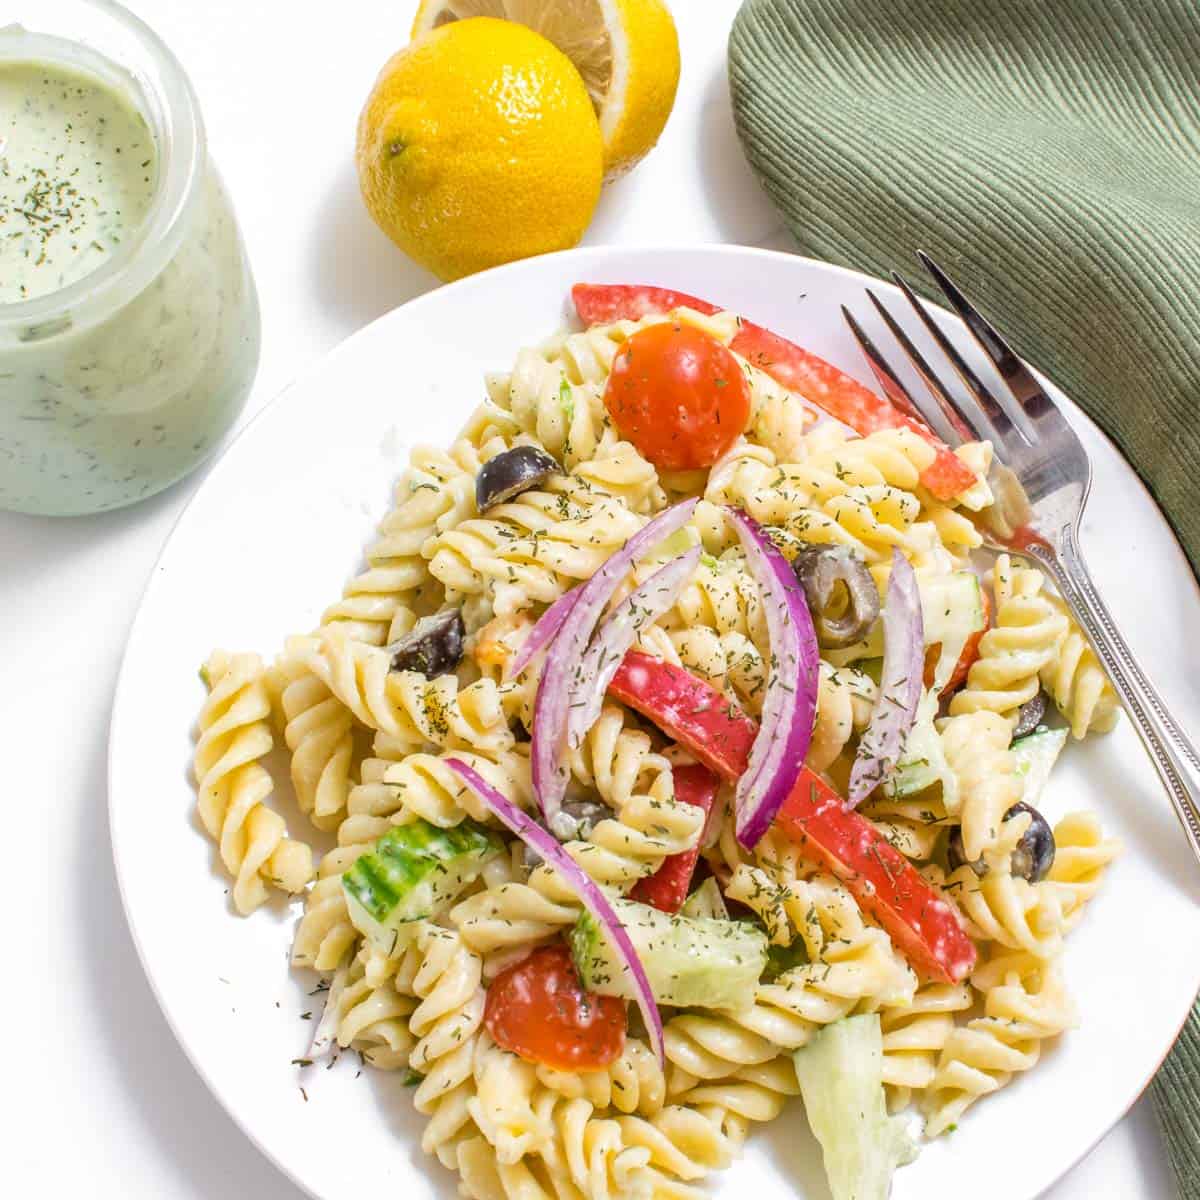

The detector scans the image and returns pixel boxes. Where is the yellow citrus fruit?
[412,0,680,179]
[356,18,603,281]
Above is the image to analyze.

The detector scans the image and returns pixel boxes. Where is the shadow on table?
[308,160,440,335]
[695,62,793,248]
[76,714,301,1200]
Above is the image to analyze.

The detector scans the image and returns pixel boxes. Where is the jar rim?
[0,0,205,331]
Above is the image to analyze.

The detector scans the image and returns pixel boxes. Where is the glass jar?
[0,0,260,515]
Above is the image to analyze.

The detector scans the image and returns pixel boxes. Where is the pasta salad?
[191,283,1121,1200]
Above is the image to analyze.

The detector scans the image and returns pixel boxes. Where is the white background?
[3,1,1178,1196]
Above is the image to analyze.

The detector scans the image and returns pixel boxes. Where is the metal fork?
[842,252,1200,868]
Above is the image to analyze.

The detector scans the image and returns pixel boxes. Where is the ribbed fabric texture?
[727,2,1198,1194]
[728,0,1200,580]
[1155,1003,1200,1198]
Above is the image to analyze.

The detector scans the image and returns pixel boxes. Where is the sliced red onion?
[848,549,924,808]
[532,500,698,827]
[567,546,702,749]
[725,508,820,848]
[445,757,664,1066]
[504,587,581,682]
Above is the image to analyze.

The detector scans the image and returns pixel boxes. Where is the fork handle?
[1034,527,1200,867]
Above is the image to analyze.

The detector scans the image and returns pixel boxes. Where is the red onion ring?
[504,587,580,682]
[567,546,701,749]
[847,549,924,807]
[532,500,698,827]
[724,508,820,848]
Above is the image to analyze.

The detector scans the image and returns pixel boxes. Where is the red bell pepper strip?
[773,772,977,984]
[629,763,719,913]
[608,652,758,782]
[571,283,978,502]
[608,650,975,983]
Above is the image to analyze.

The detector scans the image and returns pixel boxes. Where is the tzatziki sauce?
[0,46,259,515]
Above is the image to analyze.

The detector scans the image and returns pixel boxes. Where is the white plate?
[110,245,1200,1200]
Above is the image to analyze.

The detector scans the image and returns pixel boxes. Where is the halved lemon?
[411,0,680,179]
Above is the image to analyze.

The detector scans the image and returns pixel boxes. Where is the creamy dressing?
[0,48,259,515]
[0,60,157,302]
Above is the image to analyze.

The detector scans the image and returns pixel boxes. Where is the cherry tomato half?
[483,943,626,1070]
[603,322,751,470]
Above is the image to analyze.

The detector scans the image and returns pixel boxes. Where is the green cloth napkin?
[727,0,1199,1193]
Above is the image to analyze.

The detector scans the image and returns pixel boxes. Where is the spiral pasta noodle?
[862,791,950,861]
[194,651,313,914]
[664,873,915,1123]
[939,710,1023,861]
[321,438,490,646]
[300,629,514,758]
[269,656,355,832]
[880,981,973,1111]
[470,1032,554,1164]
[931,816,1064,960]
[923,951,1077,1136]
[808,661,876,772]
[1040,598,1120,738]
[950,555,1068,722]
[1045,811,1121,932]
[428,469,646,619]
[535,1039,667,1118]
[315,944,418,1069]
[408,924,488,1169]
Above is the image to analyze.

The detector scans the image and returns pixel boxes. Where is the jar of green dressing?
[0,0,260,514]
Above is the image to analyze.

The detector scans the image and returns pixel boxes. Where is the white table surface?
[4,1,1179,1196]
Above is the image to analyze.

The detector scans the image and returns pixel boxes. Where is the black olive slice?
[946,800,1056,882]
[791,544,882,648]
[1011,690,1049,740]
[522,796,615,868]
[476,446,561,513]
[388,609,465,678]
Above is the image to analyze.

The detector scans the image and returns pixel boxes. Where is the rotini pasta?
[269,655,355,831]
[923,951,1077,1136]
[451,792,705,964]
[933,815,1064,960]
[880,981,973,1111]
[1045,811,1121,932]
[194,651,312,914]
[940,710,1023,861]
[1041,599,1120,738]
[950,554,1068,722]
[320,438,489,646]
[314,943,417,1069]
[408,924,488,1168]
[428,468,646,620]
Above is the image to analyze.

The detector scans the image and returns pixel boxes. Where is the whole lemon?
[356,18,604,281]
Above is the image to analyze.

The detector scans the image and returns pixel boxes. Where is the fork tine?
[889,270,1014,444]
[916,251,1051,434]
[863,289,985,446]
[839,305,930,425]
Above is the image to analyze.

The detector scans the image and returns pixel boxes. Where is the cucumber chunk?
[569,897,768,1010]
[885,690,958,807]
[1011,726,1068,808]
[343,818,502,951]
[794,1014,919,1200]
[680,876,729,921]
